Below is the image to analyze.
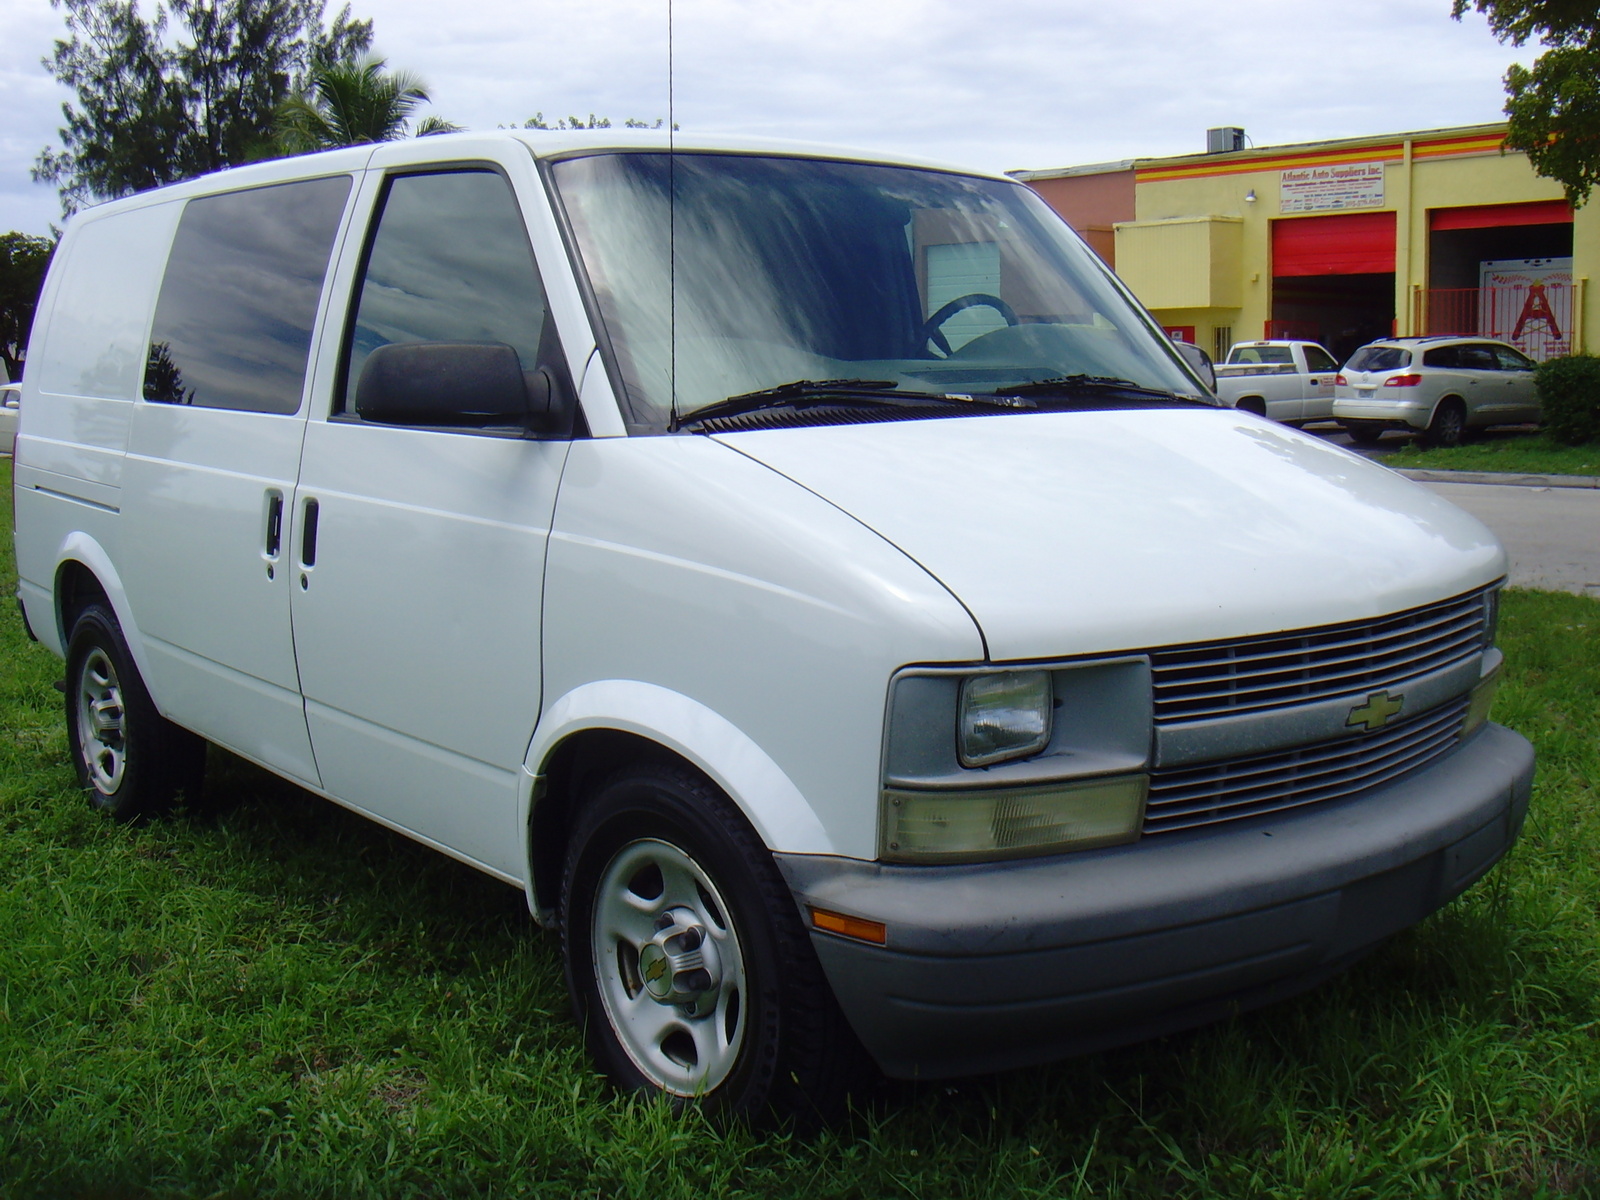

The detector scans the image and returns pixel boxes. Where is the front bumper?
[777,722,1533,1080]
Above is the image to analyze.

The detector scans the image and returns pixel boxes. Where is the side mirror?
[1171,339,1216,391]
[355,342,555,430]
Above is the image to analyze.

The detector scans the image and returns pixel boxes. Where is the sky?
[0,0,1538,237]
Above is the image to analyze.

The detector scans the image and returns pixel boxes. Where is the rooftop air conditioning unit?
[1207,127,1245,154]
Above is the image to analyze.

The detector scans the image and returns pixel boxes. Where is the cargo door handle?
[298,498,319,590]
[264,492,283,557]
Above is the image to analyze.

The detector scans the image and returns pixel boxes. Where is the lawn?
[2,457,1598,1198]
[1382,431,1600,478]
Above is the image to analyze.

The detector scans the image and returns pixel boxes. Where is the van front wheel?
[65,603,205,821]
[560,761,862,1122]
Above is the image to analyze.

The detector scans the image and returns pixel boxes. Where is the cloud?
[5,0,1530,234]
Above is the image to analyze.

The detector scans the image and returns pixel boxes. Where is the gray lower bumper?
[777,723,1534,1080]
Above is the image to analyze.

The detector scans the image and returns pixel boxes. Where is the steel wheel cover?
[590,837,748,1096]
[76,647,127,794]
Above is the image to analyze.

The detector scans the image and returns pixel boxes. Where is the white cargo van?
[12,132,1532,1118]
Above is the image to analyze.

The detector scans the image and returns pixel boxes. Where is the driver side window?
[340,169,559,423]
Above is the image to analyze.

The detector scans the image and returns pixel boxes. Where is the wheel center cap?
[639,942,675,1000]
[638,906,720,1008]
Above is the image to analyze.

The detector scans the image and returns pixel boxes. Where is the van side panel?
[13,202,182,657]
[24,203,181,487]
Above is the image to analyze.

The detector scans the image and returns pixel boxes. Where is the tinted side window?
[1422,346,1459,368]
[145,176,351,413]
[1459,344,1499,370]
[1494,345,1535,371]
[342,170,549,416]
[1303,345,1337,372]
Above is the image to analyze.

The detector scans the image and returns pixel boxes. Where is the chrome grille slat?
[1151,723,1459,813]
[1151,713,1460,804]
[1158,617,1481,692]
[1154,608,1481,679]
[1157,630,1481,711]
[1151,588,1487,722]
[1144,698,1468,834]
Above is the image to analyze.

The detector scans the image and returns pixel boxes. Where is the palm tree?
[274,56,461,154]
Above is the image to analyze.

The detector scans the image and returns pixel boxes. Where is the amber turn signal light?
[810,907,887,945]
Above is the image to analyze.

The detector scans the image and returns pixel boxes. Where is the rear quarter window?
[1228,345,1294,365]
[143,176,351,414]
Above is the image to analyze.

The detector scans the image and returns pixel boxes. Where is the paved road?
[1420,481,1600,598]
[1296,424,1600,598]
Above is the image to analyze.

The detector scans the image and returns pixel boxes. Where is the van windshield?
[550,152,1202,430]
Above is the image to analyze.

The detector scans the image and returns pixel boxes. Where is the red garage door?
[1431,200,1572,231]
[1272,212,1396,277]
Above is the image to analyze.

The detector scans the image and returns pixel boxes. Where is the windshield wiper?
[679,379,1033,429]
[996,375,1200,404]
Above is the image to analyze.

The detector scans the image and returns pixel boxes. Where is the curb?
[1394,467,1600,489]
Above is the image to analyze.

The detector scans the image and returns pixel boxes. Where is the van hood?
[713,409,1505,661]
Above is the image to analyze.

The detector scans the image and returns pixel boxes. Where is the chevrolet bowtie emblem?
[1348,690,1404,732]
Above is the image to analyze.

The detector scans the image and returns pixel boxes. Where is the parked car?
[0,381,17,455]
[1333,336,1540,447]
[1213,340,1339,424]
[12,132,1531,1118]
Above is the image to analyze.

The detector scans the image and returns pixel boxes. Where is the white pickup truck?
[1214,340,1340,425]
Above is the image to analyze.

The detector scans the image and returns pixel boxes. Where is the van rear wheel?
[559,761,863,1123]
[65,603,206,821]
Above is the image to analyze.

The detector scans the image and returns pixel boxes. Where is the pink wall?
[1024,169,1136,267]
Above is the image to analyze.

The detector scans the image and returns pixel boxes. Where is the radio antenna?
[667,0,678,431]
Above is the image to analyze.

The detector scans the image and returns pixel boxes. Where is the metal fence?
[1413,284,1582,361]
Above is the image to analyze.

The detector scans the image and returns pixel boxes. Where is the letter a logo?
[1512,283,1562,341]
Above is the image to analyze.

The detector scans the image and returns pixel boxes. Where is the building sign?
[1479,257,1573,360]
[1279,162,1386,213]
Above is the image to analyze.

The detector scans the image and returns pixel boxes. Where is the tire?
[1424,399,1467,448]
[560,760,864,1123]
[1341,420,1386,446]
[65,603,206,821]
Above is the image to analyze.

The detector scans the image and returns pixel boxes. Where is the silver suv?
[1332,336,1540,447]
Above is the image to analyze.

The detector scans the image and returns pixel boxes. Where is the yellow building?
[1016,123,1591,365]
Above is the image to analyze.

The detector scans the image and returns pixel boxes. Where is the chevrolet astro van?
[12,132,1534,1117]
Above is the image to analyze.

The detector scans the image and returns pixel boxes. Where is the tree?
[274,55,459,153]
[517,113,667,131]
[0,233,56,382]
[36,0,372,212]
[1455,0,1600,204]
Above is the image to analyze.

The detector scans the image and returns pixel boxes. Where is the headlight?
[1462,661,1501,739]
[882,775,1147,862]
[957,670,1052,766]
[882,657,1153,861]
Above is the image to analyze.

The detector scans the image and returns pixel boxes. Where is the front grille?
[1149,588,1488,723]
[1143,696,1469,835]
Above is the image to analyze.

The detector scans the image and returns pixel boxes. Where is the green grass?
[2,458,1598,1198]
[1382,432,1600,477]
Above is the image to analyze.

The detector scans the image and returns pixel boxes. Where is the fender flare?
[521,679,837,873]
[51,533,160,689]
